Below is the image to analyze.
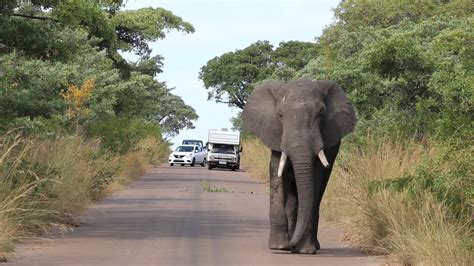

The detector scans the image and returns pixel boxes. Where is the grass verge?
[240,137,270,182]
[0,132,169,254]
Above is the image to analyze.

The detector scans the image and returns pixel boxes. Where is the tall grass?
[242,135,473,265]
[241,137,270,182]
[326,135,473,265]
[0,132,169,253]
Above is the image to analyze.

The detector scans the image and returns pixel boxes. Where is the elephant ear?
[321,82,357,148]
[242,81,285,151]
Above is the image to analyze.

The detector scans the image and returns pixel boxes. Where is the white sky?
[124,0,340,148]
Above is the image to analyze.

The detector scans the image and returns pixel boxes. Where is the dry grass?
[322,135,426,221]
[0,132,169,253]
[107,136,170,192]
[241,137,271,182]
[323,135,473,265]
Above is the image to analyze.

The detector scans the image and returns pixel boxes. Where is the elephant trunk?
[288,156,313,247]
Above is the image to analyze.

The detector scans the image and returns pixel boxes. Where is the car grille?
[174,155,185,158]
[214,156,234,161]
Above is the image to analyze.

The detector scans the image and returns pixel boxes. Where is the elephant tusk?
[277,151,288,178]
[318,149,330,168]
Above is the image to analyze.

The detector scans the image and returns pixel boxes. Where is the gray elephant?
[242,78,356,254]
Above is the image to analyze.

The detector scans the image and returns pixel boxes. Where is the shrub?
[86,118,164,154]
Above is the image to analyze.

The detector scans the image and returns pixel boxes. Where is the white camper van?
[207,129,242,171]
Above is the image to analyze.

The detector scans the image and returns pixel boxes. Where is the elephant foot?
[316,239,320,250]
[268,231,290,250]
[290,237,317,254]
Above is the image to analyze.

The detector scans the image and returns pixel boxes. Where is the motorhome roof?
[208,129,240,145]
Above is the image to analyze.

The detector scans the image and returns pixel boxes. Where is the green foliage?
[86,118,163,154]
[0,2,198,137]
[0,0,194,254]
[199,40,275,109]
[333,0,473,30]
[0,52,67,118]
[113,7,195,56]
[199,40,319,109]
[111,73,198,134]
[299,13,473,140]
[272,41,319,70]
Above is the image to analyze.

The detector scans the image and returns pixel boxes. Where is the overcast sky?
[124,0,339,148]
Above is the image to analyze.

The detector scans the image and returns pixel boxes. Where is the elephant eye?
[278,111,283,118]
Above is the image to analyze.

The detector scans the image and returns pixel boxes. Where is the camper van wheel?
[170,163,174,166]
[208,164,212,170]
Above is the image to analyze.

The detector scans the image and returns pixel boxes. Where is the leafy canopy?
[0,0,199,137]
[199,40,319,109]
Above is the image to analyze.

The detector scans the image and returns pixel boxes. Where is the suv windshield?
[211,144,234,154]
[175,146,194,152]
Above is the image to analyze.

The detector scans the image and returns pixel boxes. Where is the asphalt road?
[8,165,383,266]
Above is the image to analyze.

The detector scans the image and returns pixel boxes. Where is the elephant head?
[241,78,356,248]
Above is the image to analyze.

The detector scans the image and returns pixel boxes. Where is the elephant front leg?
[268,150,290,250]
[284,163,297,239]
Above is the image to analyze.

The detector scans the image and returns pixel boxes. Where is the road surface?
[8,165,383,266]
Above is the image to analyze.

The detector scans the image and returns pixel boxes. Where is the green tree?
[298,0,473,139]
[0,0,195,76]
[199,40,275,109]
[0,1,199,137]
[272,41,319,70]
[199,40,319,109]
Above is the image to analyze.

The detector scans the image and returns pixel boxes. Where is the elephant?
[241,78,356,254]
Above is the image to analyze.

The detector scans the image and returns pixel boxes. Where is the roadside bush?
[322,134,473,265]
[86,118,164,154]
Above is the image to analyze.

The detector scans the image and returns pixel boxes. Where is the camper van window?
[211,144,234,154]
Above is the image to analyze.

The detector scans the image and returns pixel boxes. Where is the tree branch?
[216,98,245,109]
[12,13,60,22]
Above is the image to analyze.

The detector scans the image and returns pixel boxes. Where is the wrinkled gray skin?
[242,79,356,254]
